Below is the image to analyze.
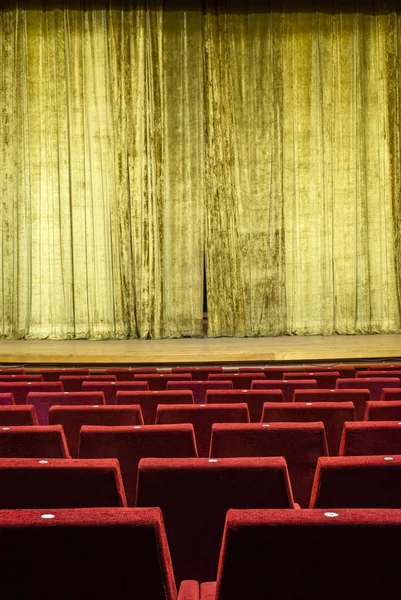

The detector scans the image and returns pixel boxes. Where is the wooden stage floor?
[0,334,400,366]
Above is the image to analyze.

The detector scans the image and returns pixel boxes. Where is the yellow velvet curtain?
[1,1,400,339]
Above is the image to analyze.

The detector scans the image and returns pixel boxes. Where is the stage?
[0,334,400,366]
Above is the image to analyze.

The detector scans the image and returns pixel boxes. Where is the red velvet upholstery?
[340,421,401,456]
[79,424,198,505]
[0,507,191,600]
[156,404,250,458]
[0,406,38,426]
[207,373,266,389]
[105,367,157,380]
[172,367,223,380]
[0,382,63,405]
[365,401,401,421]
[38,368,90,381]
[28,391,105,426]
[0,425,70,458]
[60,375,116,392]
[258,367,305,379]
[336,377,401,400]
[299,365,356,378]
[206,390,284,423]
[282,371,340,388]
[117,390,194,424]
[293,388,370,421]
[167,381,234,404]
[251,379,318,402]
[136,457,294,584]
[310,455,401,508]
[82,381,149,404]
[381,388,401,401]
[0,393,14,406]
[210,422,328,507]
[50,405,144,458]
[133,374,192,391]
[208,508,401,600]
[261,401,355,455]
[0,368,24,374]
[0,374,44,382]
[0,458,126,508]
[357,370,401,378]
[367,363,401,370]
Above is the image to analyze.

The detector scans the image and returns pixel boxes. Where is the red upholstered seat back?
[0,507,178,600]
[79,424,198,505]
[210,422,328,507]
[336,377,401,400]
[340,421,401,456]
[208,373,266,389]
[251,379,318,402]
[60,375,116,392]
[0,406,38,426]
[28,391,105,426]
[0,369,24,375]
[105,367,157,380]
[0,393,14,406]
[282,371,340,388]
[0,425,70,458]
[310,455,401,508]
[133,374,192,391]
[167,381,233,404]
[38,368,90,381]
[261,401,355,455]
[117,390,194,424]
[357,370,401,378]
[156,404,250,458]
[293,388,370,420]
[0,382,63,405]
[213,509,401,600]
[172,366,223,380]
[0,458,126,508]
[365,401,401,421]
[381,388,401,401]
[367,363,401,370]
[0,375,44,382]
[82,381,149,404]
[49,405,144,458]
[206,389,284,423]
[136,457,294,584]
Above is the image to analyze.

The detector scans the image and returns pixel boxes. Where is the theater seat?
[336,377,401,400]
[28,391,105,426]
[340,421,401,456]
[167,381,234,404]
[136,457,295,584]
[202,508,401,600]
[206,389,284,423]
[79,424,198,505]
[0,382,63,405]
[293,388,370,421]
[172,366,224,380]
[0,425,70,458]
[133,374,192,391]
[357,370,401,379]
[0,374,44,382]
[0,458,126,508]
[282,371,340,388]
[0,507,196,600]
[381,389,401,401]
[365,401,401,421]
[117,390,194,424]
[0,406,38,426]
[156,404,250,458]
[105,367,157,380]
[60,375,116,392]
[251,379,318,402]
[207,373,266,389]
[0,368,24,375]
[261,402,355,455]
[210,422,327,507]
[82,381,149,404]
[49,405,144,458]
[310,455,401,508]
[0,393,14,406]
[38,368,90,381]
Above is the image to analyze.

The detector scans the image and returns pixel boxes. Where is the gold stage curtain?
[1,1,401,339]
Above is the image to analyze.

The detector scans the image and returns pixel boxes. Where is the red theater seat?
[206,390,283,423]
[336,377,401,400]
[203,508,401,600]
[0,368,24,375]
[0,425,70,458]
[300,365,356,378]
[210,422,327,507]
[82,381,149,404]
[310,455,401,508]
[172,366,224,380]
[293,388,370,421]
[79,424,198,505]
[251,379,318,402]
[0,507,195,600]
[0,458,126,508]
[208,373,266,389]
[156,404,250,458]
[340,421,401,456]
[49,405,144,458]
[381,388,401,401]
[28,391,105,426]
[38,368,90,381]
[282,371,340,388]
[261,402,355,455]
[0,406,38,426]
[365,401,401,421]
[0,374,44,382]
[167,381,234,404]
[136,457,295,584]
[0,382,63,405]
[357,370,401,378]
[117,390,194,424]
[0,393,14,406]
[368,363,401,370]
[133,374,192,391]
[105,367,157,380]
[258,366,305,379]
[60,375,116,392]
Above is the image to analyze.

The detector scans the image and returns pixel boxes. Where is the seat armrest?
[178,580,200,600]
